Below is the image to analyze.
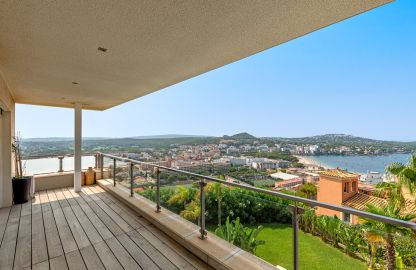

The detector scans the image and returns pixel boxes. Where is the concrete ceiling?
[0,0,392,110]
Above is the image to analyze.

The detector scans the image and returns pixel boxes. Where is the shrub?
[215,217,265,253]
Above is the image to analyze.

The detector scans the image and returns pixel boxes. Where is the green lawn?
[254,224,367,270]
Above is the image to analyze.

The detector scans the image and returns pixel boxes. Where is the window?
[343,182,349,193]
[352,181,356,193]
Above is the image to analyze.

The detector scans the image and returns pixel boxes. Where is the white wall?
[0,74,15,207]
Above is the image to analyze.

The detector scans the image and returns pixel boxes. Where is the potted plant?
[12,133,32,204]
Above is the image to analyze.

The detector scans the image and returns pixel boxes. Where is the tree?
[374,182,405,208]
[361,202,416,270]
[207,182,224,226]
[386,153,416,196]
[180,201,201,225]
[299,183,317,199]
[167,185,196,207]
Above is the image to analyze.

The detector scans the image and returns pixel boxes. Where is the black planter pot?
[12,176,32,204]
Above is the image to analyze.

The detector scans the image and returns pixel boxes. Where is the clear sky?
[16,1,416,141]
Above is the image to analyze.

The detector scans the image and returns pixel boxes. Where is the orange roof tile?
[343,193,416,216]
[319,169,359,179]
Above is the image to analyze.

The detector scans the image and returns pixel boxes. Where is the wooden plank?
[105,237,141,270]
[117,233,160,270]
[41,190,64,259]
[140,225,207,270]
[0,207,11,247]
[89,186,147,230]
[54,189,90,249]
[20,199,32,217]
[62,188,103,245]
[77,190,125,236]
[39,190,52,212]
[46,190,78,254]
[126,230,178,270]
[49,255,68,270]
[13,214,31,269]
[32,260,49,270]
[67,189,113,241]
[94,185,150,225]
[47,189,61,211]
[54,188,70,209]
[93,240,123,270]
[65,250,86,270]
[83,187,133,233]
[32,193,49,265]
[0,205,22,270]
[79,245,105,270]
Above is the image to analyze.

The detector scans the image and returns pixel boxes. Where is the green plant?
[208,182,224,226]
[386,153,416,195]
[215,216,265,253]
[180,201,201,224]
[361,202,416,270]
[338,225,366,257]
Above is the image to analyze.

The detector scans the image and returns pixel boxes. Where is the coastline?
[294,155,330,169]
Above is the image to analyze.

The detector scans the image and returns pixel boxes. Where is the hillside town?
[108,135,403,208]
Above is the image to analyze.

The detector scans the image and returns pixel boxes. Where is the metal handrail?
[100,152,416,270]
[100,152,416,230]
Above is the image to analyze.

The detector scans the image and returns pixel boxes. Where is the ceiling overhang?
[0,0,393,110]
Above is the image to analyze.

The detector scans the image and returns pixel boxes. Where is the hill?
[223,132,257,140]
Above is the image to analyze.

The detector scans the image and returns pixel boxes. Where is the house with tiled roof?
[317,168,416,224]
[317,168,360,223]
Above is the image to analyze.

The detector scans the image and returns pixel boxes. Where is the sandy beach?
[294,155,330,169]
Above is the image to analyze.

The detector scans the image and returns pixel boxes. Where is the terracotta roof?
[343,193,386,210]
[319,169,359,179]
[358,182,376,192]
[343,193,416,215]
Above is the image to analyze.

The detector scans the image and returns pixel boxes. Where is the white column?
[0,109,13,207]
[74,103,82,192]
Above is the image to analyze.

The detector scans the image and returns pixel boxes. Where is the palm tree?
[386,153,416,196]
[180,201,201,225]
[374,182,405,208]
[361,202,416,270]
[208,182,224,226]
[167,185,196,207]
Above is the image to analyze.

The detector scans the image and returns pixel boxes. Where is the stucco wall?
[34,172,80,191]
[317,176,343,218]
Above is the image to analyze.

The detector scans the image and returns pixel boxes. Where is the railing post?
[292,204,299,270]
[199,179,207,240]
[156,168,161,213]
[58,156,64,172]
[129,162,134,197]
[95,153,99,169]
[100,154,104,179]
[113,158,116,186]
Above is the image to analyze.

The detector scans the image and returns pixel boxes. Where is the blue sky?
[16,1,416,141]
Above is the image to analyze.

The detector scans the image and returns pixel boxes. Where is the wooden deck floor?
[0,185,211,270]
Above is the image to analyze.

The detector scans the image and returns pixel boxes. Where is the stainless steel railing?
[98,152,416,270]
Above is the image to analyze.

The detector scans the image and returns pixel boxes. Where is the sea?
[307,153,411,174]
[22,153,412,175]
[22,156,96,175]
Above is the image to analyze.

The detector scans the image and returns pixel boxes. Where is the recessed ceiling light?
[98,47,108,52]
[72,81,79,85]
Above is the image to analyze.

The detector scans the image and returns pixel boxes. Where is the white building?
[359,171,384,185]
[256,144,269,152]
[251,158,289,170]
[226,146,239,155]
